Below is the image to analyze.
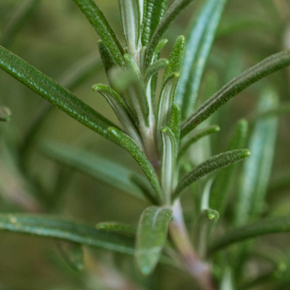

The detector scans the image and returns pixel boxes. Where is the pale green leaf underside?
[210,216,290,253]
[181,50,290,137]
[173,149,251,200]
[135,206,172,275]
[0,214,135,255]
[41,142,147,201]
[0,45,119,143]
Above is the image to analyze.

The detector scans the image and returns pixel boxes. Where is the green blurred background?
[0,0,290,289]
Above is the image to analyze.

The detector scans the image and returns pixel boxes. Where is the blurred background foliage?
[0,0,290,289]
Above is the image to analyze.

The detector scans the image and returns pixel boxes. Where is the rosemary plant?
[1,0,290,289]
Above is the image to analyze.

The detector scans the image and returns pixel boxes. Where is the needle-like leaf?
[135,206,172,275]
[209,119,248,216]
[210,216,290,253]
[142,0,168,46]
[181,50,290,138]
[173,149,251,200]
[161,127,176,204]
[144,58,169,84]
[234,90,278,226]
[175,0,226,112]
[0,45,119,143]
[163,35,185,81]
[119,0,141,57]
[108,127,163,202]
[0,214,135,255]
[73,0,124,67]
[41,142,147,201]
[145,0,195,67]
[169,104,181,143]
[92,83,142,147]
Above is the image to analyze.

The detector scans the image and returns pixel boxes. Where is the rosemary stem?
[169,200,217,290]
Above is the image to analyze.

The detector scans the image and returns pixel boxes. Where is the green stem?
[169,200,217,290]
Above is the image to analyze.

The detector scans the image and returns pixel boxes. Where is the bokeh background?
[0,0,290,289]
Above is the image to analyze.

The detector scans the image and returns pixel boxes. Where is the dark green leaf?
[210,216,290,253]
[0,214,135,255]
[108,127,163,202]
[145,0,194,67]
[135,206,172,275]
[142,0,168,46]
[173,149,251,200]
[169,104,181,143]
[41,142,147,201]
[0,45,119,143]
[163,35,185,81]
[73,0,124,67]
[181,50,290,138]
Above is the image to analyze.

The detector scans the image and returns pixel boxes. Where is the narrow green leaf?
[135,206,172,275]
[57,241,84,271]
[0,45,119,143]
[97,222,136,237]
[176,0,226,114]
[98,40,118,82]
[145,0,194,67]
[156,73,180,148]
[178,125,220,158]
[41,142,147,201]
[234,90,278,226]
[119,0,140,57]
[144,58,169,84]
[149,0,168,40]
[173,149,251,200]
[0,106,11,122]
[108,127,163,202]
[161,127,176,204]
[210,216,290,253]
[154,38,168,57]
[209,119,248,216]
[0,0,41,48]
[163,35,185,81]
[168,104,181,142]
[141,0,168,46]
[0,214,135,254]
[73,0,124,67]
[181,50,290,138]
[92,83,142,147]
